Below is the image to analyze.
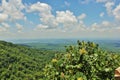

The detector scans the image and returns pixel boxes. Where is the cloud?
[105,2,115,15]
[96,1,120,21]
[102,21,111,26]
[28,2,78,30]
[115,27,120,30]
[113,4,120,20]
[1,22,10,29]
[65,1,70,7]
[0,22,10,32]
[78,13,86,20]
[0,13,8,22]
[0,0,25,21]
[35,24,48,30]
[89,20,119,32]
[96,0,110,3]
[16,23,24,32]
[0,26,7,32]
[96,0,116,18]
[40,14,57,29]
[100,12,104,17]
[28,2,58,29]
[27,2,51,13]
[56,10,77,24]
[56,10,78,30]
[80,0,113,4]
[80,0,90,4]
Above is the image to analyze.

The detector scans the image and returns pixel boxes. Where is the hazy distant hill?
[10,39,120,52]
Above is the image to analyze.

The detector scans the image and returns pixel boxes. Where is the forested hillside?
[0,40,120,80]
[0,40,56,80]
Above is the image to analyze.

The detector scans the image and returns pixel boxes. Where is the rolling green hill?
[0,40,56,80]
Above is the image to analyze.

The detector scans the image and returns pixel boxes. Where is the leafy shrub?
[44,40,120,80]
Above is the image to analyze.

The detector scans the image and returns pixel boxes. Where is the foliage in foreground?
[44,40,120,80]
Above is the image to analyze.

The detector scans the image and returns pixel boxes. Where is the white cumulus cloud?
[0,13,8,22]
[0,0,25,21]
[28,2,58,29]
[78,13,86,20]
[105,2,115,15]
[113,4,120,20]
[27,2,51,13]
[56,10,77,24]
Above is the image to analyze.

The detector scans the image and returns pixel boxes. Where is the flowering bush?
[43,40,120,80]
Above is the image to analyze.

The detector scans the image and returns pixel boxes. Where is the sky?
[0,0,120,39]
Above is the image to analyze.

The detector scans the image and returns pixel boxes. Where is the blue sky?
[0,0,120,39]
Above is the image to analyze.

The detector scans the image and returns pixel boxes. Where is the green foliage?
[0,40,56,80]
[44,40,120,80]
[1,40,120,80]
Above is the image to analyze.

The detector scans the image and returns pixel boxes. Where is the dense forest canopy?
[0,40,56,80]
[0,40,120,80]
